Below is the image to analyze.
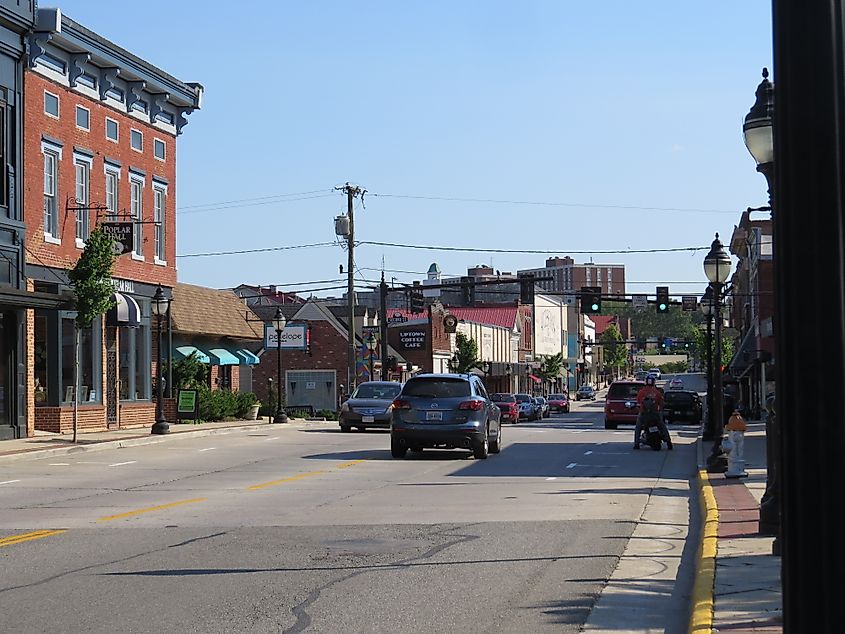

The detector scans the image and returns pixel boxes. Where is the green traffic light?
[659,303,667,311]
[591,303,599,311]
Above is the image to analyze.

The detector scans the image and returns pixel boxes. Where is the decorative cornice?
[68,52,90,87]
[125,80,146,113]
[176,107,196,134]
[27,31,53,69]
[149,92,169,124]
[98,66,120,101]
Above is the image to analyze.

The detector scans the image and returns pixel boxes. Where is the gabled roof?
[171,283,262,340]
[234,284,305,305]
[590,315,618,336]
[448,306,520,330]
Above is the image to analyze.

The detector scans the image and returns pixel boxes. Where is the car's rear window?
[549,394,567,400]
[352,383,402,399]
[665,392,695,404]
[608,383,643,399]
[514,394,532,402]
[402,378,471,398]
[491,393,516,402]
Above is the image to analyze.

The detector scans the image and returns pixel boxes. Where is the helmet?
[645,375,656,386]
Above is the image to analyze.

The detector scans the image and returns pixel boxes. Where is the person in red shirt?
[634,375,672,449]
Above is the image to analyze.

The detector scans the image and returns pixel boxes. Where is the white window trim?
[104,163,121,218]
[105,117,119,143]
[130,174,145,260]
[130,128,143,153]
[44,90,60,119]
[75,105,90,131]
[42,141,62,243]
[153,138,166,161]
[73,154,93,246]
[153,181,168,264]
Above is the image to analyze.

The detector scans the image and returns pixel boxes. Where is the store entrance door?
[0,312,13,440]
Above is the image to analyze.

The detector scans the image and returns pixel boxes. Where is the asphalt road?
[0,397,698,633]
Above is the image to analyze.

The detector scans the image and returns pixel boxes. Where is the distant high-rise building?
[518,257,626,301]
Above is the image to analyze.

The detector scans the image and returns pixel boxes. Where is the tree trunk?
[72,326,80,443]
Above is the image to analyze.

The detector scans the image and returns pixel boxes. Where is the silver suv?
[390,373,502,459]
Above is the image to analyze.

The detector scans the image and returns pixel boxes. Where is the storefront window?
[60,317,100,404]
[34,314,49,405]
[119,313,150,401]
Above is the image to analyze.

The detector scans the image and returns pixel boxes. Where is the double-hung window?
[153,183,166,262]
[105,165,120,220]
[130,175,144,258]
[42,142,61,241]
[74,154,92,243]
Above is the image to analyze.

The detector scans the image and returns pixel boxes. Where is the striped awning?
[235,349,260,365]
[106,292,141,327]
[174,345,211,364]
[206,348,240,366]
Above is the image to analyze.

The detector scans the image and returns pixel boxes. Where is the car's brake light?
[458,400,485,411]
[391,399,411,410]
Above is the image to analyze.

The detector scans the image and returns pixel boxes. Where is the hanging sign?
[102,222,134,256]
[682,296,698,311]
[632,295,648,311]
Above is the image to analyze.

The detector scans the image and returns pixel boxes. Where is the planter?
[246,404,261,420]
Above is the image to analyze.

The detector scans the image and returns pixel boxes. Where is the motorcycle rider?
[633,375,672,450]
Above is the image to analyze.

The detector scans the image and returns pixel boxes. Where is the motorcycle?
[636,398,665,451]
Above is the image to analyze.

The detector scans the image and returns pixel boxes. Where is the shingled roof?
[170,283,262,340]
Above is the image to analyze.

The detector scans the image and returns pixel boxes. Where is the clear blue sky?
[58,1,773,299]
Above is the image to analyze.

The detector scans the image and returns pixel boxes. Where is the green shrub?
[316,409,339,420]
[197,387,238,421]
[234,391,259,418]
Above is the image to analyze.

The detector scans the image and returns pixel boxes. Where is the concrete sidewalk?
[0,416,316,462]
[694,421,782,633]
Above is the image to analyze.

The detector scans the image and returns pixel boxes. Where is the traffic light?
[410,290,425,312]
[656,286,669,313]
[658,336,666,349]
[520,274,535,304]
[580,286,602,314]
[460,276,476,305]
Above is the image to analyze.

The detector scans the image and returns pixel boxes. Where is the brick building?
[24,10,201,434]
[518,256,626,299]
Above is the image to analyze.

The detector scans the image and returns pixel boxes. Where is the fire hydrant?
[723,410,748,479]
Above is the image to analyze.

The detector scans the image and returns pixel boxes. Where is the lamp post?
[742,68,779,539]
[272,308,288,424]
[704,233,732,473]
[150,285,170,435]
[700,286,716,440]
[366,331,377,381]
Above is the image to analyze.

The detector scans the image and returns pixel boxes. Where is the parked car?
[491,393,519,423]
[667,378,685,390]
[575,385,596,401]
[604,380,646,429]
[339,381,403,432]
[648,368,662,380]
[514,393,537,421]
[663,390,703,425]
[390,373,502,459]
[634,371,649,381]
[534,396,550,419]
[547,393,570,413]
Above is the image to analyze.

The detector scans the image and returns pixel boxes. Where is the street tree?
[693,325,735,369]
[599,323,627,378]
[452,332,481,373]
[67,226,116,442]
[603,300,702,345]
[537,352,563,387]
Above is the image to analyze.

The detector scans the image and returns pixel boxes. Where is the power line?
[358,240,709,255]
[369,192,739,215]
[176,242,337,258]
[177,193,335,215]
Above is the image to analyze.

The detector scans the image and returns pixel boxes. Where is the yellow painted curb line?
[688,469,718,633]
[0,529,67,548]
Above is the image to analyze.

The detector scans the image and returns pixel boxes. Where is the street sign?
[682,296,698,311]
[387,312,408,325]
[632,295,648,311]
[264,323,308,349]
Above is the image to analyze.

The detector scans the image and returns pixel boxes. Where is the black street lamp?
[272,308,288,424]
[700,286,716,440]
[150,285,170,435]
[743,68,775,203]
[366,331,377,381]
[704,234,732,473]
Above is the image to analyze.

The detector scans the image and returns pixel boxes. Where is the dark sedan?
[575,385,596,401]
[339,381,403,431]
[663,390,703,424]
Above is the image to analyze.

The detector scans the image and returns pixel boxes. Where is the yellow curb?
[689,469,718,633]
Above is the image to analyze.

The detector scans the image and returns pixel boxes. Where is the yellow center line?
[97,497,207,522]
[336,459,365,469]
[247,470,325,491]
[0,529,67,548]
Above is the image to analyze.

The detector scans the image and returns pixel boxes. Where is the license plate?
[426,411,443,421]
[648,426,659,433]
[362,415,374,423]
[674,411,682,415]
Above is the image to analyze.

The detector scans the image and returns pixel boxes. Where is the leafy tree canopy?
[537,352,563,382]
[602,300,704,343]
[67,226,116,328]
[452,332,481,373]
[599,323,627,369]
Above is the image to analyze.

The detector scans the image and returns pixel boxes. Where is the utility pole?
[336,183,364,392]
[379,272,389,381]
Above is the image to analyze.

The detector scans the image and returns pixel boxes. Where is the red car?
[491,393,519,423]
[547,393,570,413]
[604,381,646,429]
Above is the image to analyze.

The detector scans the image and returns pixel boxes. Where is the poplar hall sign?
[102,222,134,256]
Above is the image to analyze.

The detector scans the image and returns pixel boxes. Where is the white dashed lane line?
[108,461,137,467]
[198,448,216,452]
[0,479,20,485]
[48,463,70,466]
